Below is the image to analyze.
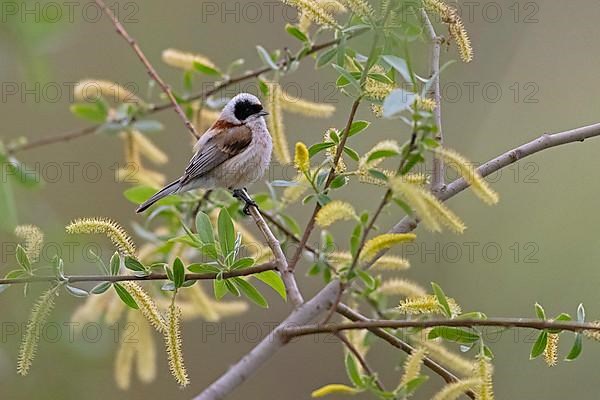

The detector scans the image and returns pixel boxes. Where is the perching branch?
[247,205,304,307]
[282,318,600,337]
[94,0,201,139]
[0,262,276,286]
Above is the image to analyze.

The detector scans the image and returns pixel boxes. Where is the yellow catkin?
[544,333,559,367]
[294,142,310,173]
[358,169,394,186]
[434,148,498,205]
[379,278,426,298]
[105,292,126,325]
[74,79,141,104]
[315,201,357,227]
[282,172,310,204]
[66,217,136,257]
[416,96,437,112]
[161,48,217,71]
[415,339,476,377]
[164,304,189,387]
[311,384,360,397]
[432,378,481,400]
[282,0,340,29]
[17,287,58,375]
[400,347,427,386]
[328,251,410,271]
[390,178,466,233]
[298,0,346,31]
[398,295,461,316]
[121,282,166,333]
[14,225,44,262]
[336,0,373,18]
[422,0,473,63]
[583,321,600,341]
[114,326,135,390]
[131,130,168,165]
[474,356,495,400]
[403,173,429,186]
[281,93,335,117]
[265,82,291,164]
[360,233,417,263]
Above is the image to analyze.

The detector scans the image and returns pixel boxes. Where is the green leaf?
[254,270,286,300]
[213,279,227,300]
[397,376,429,397]
[173,257,185,288]
[308,142,336,157]
[428,327,480,344]
[534,302,546,320]
[345,353,363,387]
[316,47,337,69]
[91,282,112,294]
[368,169,388,182]
[285,23,309,42]
[114,283,139,309]
[565,333,583,361]
[343,146,360,161]
[431,282,452,318]
[332,64,361,91]
[330,175,348,189]
[231,257,255,270]
[16,245,31,272]
[70,100,108,123]
[187,263,220,274]
[348,120,370,137]
[196,211,215,245]
[383,89,416,118]
[381,55,411,82]
[366,149,399,163]
[218,208,235,257]
[124,256,146,272]
[356,270,375,290]
[577,303,586,322]
[109,252,120,276]
[132,120,164,133]
[256,45,279,70]
[193,61,222,76]
[65,285,89,297]
[530,331,548,359]
[233,278,268,308]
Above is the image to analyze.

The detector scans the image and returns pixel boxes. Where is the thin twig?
[247,205,304,307]
[94,0,201,140]
[337,303,475,399]
[7,33,366,155]
[282,318,600,337]
[0,262,276,286]
[420,9,445,193]
[335,331,385,391]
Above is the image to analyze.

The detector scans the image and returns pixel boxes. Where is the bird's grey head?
[221,93,268,125]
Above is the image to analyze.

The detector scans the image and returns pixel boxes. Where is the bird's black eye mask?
[234,100,264,121]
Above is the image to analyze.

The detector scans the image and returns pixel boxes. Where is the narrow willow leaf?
[534,303,546,320]
[114,283,139,309]
[565,333,583,361]
[431,282,452,318]
[217,208,235,257]
[530,331,548,359]
[254,270,286,300]
[195,211,215,245]
[213,279,227,300]
[173,258,185,289]
[124,256,146,272]
[233,278,268,308]
[91,282,112,294]
[428,327,480,344]
[345,353,363,387]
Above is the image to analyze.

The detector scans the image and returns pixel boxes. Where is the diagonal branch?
[94,0,200,139]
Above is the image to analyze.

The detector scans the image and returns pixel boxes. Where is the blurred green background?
[2,0,600,399]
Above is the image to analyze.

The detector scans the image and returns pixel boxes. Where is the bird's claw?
[232,189,258,215]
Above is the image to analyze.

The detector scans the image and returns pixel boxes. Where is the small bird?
[136,93,272,214]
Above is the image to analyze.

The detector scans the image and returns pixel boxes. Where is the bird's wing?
[181,124,252,185]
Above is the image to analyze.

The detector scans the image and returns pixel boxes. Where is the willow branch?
[283,318,600,337]
[193,280,342,400]
[7,33,365,155]
[247,205,304,307]
[336,303,475,399]
[367,121,600,267]
[0,262,276,286]
[421,9,445,192]
[94,0,201,139]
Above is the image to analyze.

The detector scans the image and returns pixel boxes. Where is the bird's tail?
[136,179,180,213]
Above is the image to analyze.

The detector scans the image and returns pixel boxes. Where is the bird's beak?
[256,110,269,117]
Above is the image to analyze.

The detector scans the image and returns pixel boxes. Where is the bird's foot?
[232,189,258,215]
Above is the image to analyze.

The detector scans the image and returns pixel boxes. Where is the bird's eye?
[234,100,263,121]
